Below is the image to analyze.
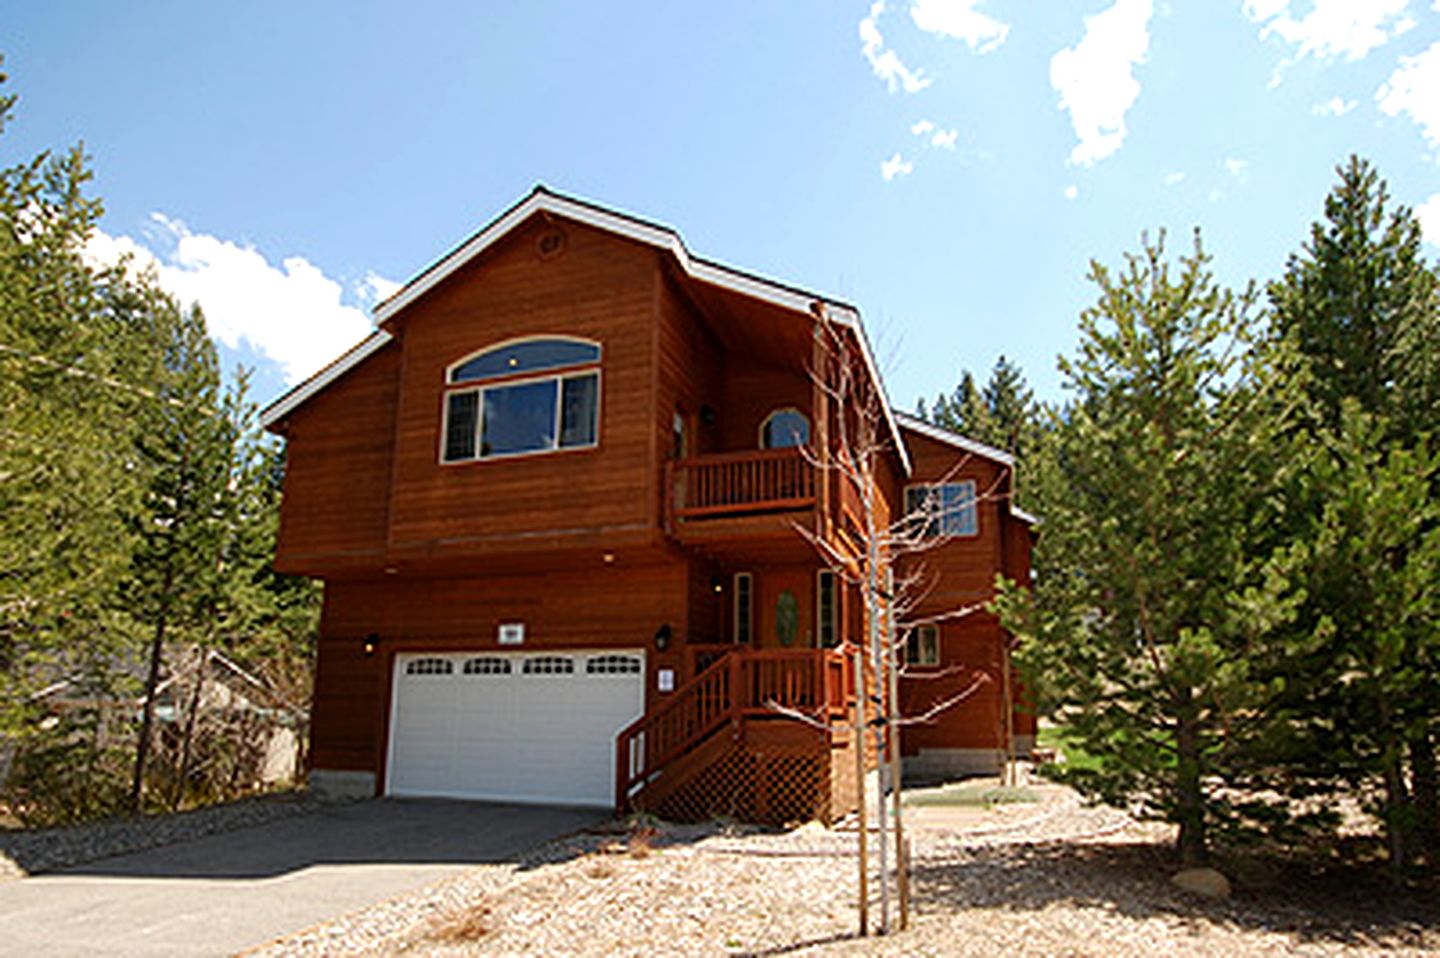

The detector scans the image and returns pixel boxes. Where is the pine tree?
[1267,157,1440,868]
[124,302,237,811]
[1003,232,1294,864]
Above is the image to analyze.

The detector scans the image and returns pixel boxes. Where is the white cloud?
[1417,192,1440,246]
[911,118,959,150]
[1163,171,1186,185]
[1064,185,1079,200]
[881,152,915,180]
[86,215,388,385]
[1312,96,1358,116]
[930,128,959,150]
[359,271,403,307]
[910,0,1010,54]
[1243,0,1412,63]
[1224,157,1249,177]
[1049,0,1154,166]
[1377,40,1440,148]
[860,1,931,93]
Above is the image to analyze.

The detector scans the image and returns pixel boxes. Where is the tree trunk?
[1411,730,1438,867]
[171,649,207,810]
[1382,749,1410,875]
[1175,707,1206,866]
[129,589,170,815]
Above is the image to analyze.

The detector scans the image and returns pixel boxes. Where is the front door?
[758,569,813,649]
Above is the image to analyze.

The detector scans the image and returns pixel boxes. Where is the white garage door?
[385,650,645,807]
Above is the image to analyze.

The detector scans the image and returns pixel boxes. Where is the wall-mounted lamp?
[710,576,724,594]
[700,404,716,427]
[653,623,672,652]
[363,633,379,657]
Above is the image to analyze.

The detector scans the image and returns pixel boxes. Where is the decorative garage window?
[441,337,601,462]
[586,655,642,675]
[463,657,512,675]
[522,655,576,675]
[406,657,454,676]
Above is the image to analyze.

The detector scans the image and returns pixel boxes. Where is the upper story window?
[441,337,601,463]
[904,480,978,538]
[760,408,809,449]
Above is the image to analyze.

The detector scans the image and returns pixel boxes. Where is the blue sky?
[5,1,1438,411]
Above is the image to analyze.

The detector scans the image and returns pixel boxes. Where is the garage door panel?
[387,650,644,806]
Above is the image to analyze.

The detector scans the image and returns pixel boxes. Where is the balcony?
[664,448,817,553]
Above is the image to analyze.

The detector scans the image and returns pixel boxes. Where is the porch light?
[654,624,672,651]
[711,576,723,593]
[363,633,379,657]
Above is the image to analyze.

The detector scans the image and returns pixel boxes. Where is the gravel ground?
[0,789,350,879]
[245,786,1439,958]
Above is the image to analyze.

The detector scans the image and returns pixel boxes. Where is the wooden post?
[853,645,868,937]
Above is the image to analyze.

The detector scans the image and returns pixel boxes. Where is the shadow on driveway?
[60,798,604,880]
[0,799,606,958]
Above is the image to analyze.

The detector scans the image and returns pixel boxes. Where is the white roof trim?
[1011,506,1040,527]
[260,330,393,429]
[893,410,1015,468]
[260,188,911,472]
[372,190,837,325]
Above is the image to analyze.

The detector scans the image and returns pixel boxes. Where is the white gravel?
[244,787,1438,958]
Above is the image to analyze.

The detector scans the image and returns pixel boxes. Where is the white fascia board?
[1011,506,1040,527]
[259,330,394,430]
[892,410,1015,468]
[373,191,829,324]
[270,188,908,465]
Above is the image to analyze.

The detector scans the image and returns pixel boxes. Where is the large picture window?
[904,480,978,538]
[442,338,600,462]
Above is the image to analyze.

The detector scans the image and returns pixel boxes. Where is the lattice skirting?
[649,742,841,825]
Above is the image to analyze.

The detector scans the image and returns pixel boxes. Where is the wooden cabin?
[261,187,1034,823]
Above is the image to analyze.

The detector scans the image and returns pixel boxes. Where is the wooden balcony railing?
[667,448,816,523]
[615,646,853,810]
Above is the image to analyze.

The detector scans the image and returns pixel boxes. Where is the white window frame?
[441,367,602,464]
[758,407,810,449]
[445,334,601,383]
[904,480,979,538]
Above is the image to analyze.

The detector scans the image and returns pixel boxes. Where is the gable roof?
[893,410,1014,467]
[260,186,909,472]
[893,411,1039,528]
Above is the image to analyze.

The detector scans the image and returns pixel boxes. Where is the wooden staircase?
[615,646,855,823]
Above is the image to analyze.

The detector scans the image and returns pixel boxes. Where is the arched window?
[441,337,601,462]
[759,408,809,449]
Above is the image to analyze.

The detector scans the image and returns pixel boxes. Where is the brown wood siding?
[308,560,692,775]
[274,344,400,575]
[719,361,810,453]
[384,219,660,557]
[900,614,1010,752]
[895,426,1030,755]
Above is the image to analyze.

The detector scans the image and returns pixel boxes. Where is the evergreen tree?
[1270,155,1439,440]
[1266,157,1440,868]
[980,355,1036,460]
[124,302,240,811]
[1001,232,1294,864]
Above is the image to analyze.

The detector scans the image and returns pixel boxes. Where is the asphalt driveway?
[0,799,604,958]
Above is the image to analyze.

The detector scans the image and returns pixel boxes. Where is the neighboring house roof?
[259,186,910,473]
